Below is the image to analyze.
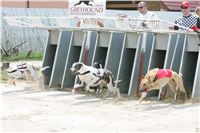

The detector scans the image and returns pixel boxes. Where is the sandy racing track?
[0,60,199,132]
[1,80,200,132]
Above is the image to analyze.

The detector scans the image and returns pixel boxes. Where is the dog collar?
[144,88,148,92]
[78,70,90,75]
[153,75,158,82]
[7,69,24,74]
[7,69,18,73]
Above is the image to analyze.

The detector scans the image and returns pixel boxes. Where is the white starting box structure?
[4,16,200,102]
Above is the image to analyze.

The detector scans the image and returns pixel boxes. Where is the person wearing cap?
[136,1,158,29]
[172,1,197,30]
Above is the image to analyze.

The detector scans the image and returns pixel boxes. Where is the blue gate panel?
[49,31,72,87]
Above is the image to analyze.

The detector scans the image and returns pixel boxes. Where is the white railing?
[3,16,189,32]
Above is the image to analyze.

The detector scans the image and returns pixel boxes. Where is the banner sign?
[69,0,106,17]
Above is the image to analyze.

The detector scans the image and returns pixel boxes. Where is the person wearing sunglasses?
[136,1,158,29]
[172,1,197,30]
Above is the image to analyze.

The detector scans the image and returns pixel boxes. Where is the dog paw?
[103,94,109,98]
[72,89,76,94]
[96,91,100,95]
[11,80,16,86]
[86,89,95,92]
[74,84,82,88]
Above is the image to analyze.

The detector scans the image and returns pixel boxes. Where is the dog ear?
[142,75,145,79]
[146,76,151,81]
[75,63,83,70]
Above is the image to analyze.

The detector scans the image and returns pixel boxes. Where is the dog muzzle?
[139,86,145,92]
[138,88,148,103]
[139,86,148,93]
[70,67,77,75]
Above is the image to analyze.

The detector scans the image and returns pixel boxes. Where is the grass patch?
[1,51,43,62]
[0,69,9,82]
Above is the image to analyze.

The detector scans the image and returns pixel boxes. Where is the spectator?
[195,6,200,29]
[136,1,158,29]
[172,1,197,30]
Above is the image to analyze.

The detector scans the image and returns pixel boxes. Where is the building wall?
[0,0,164,11]
[146,1,163,11]
[106,1,137,10]
[0,0,28,8]
[29,1,68,8]
[0,0,69,8]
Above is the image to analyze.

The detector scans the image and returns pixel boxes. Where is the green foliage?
[0,69,9,82]
[1,51,43,62]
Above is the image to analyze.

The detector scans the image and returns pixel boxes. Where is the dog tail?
[114,79,122,84]
[40,66,50,72]
[179,72,183,77]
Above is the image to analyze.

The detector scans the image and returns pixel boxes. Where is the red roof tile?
[162,0,200,11]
